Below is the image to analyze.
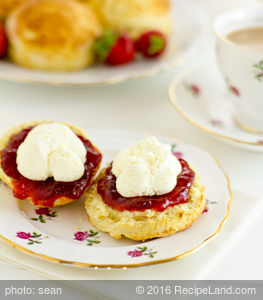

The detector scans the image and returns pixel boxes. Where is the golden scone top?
[13,0,100,49]
[88,0,171,39]
[0,0,25,21]
[6,0,101,71]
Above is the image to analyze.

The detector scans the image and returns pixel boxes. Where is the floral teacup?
[214,9,263,133]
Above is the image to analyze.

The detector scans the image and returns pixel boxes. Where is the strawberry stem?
[93,29,118,62]
[148,35,165,55]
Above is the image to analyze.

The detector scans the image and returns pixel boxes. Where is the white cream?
[16,123,87,182]
[112,137,182,197]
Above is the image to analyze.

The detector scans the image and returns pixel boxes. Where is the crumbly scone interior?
[85,166,205,241]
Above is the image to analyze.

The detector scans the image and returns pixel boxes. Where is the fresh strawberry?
[135,30,166,58]
[106,34,135,65]
[94,30,134,66]
[0,23,8,58]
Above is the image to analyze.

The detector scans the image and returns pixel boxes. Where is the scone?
[88,0,172,40]
[0,0,26,21]
[0,120,102,208]
[6,0,101,71]
[85,137,205,241]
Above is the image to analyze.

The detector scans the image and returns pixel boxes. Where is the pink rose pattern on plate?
[171,144,183,159]
[16,231,42,245]
[210,119,224,127]
[74,230,101,246]
[16,232,31,239]
[35,207,51,216]
[202,207,209,213]
[15,229,157,258]
[127,246,157,258]
[31,208,57,223]
[203,199,218,214]
[184,82,200,97]
[229,86,240,96]
[127,249,143,257]
[225,78,240,97]
[74,231,89,241]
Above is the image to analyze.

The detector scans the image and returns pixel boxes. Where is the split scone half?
[85,137,205,241]
[6,0,101,71]
[85,168,205,241]
[88,0,172,40]
[0,120,102,208]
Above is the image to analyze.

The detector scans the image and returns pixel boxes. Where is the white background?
[0,0,262,285]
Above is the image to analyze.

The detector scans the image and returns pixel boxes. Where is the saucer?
[169,50,263,152]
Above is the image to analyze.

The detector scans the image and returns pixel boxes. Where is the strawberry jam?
[1,127,102,207]
[97,159,195,212]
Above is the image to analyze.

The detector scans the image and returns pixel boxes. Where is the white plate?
[0,0,207,86]
[169,49,263,152]
[0,129,231,268]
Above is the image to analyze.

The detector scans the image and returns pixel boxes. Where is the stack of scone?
[0,0,172,71]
